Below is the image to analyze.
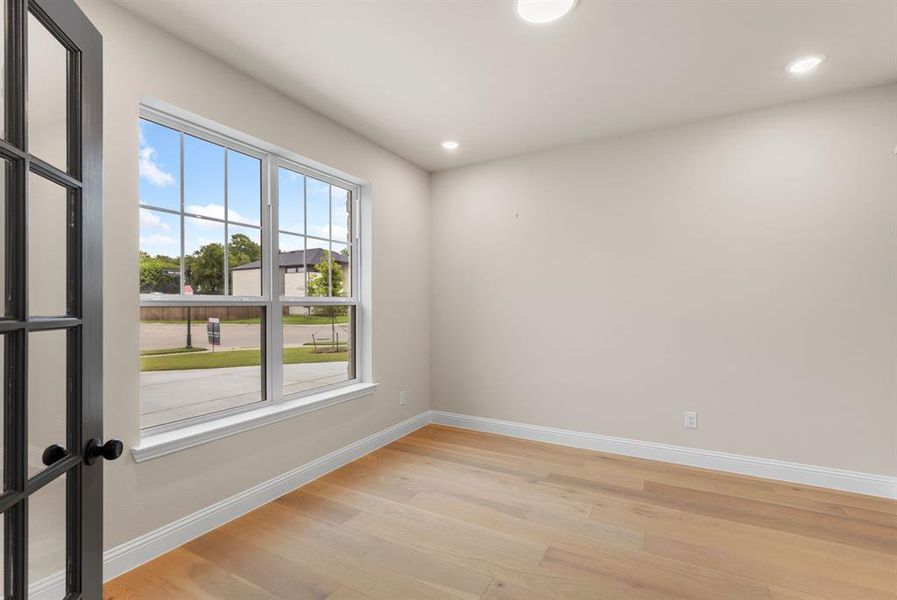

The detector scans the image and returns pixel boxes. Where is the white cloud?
[139,233,177,246]
[139,139,175,187]
[310,224,349,242]
[332,225,349,241]
[139,208,171,232]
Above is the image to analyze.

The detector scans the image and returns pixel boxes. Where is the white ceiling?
[113,0,897,172]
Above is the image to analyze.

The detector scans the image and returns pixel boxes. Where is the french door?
[0,0,112,598]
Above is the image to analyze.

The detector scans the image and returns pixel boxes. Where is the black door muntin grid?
[0,0,102,598]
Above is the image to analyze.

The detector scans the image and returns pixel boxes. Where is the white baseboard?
[430,410,897,500]
[29,410,431,600]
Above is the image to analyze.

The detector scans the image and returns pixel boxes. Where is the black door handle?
[85,438,124,465]
[41,444,67,467]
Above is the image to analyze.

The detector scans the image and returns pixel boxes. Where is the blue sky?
[139,118,350,261]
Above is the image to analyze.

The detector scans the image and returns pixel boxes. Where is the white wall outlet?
[684,411,698,429]
[399,391,407,406]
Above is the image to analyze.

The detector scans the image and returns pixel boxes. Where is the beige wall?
[77,0,430,549]
[431,85,897,477]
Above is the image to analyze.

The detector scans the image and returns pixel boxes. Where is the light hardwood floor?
[104,425,897,600]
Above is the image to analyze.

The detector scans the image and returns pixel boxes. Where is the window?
[138,108,360,431]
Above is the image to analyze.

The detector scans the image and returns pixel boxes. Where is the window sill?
[130,382,379,463]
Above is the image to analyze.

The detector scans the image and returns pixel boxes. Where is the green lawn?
[141,346,348,372]
[140,347,206,357]
[141,315,349,326]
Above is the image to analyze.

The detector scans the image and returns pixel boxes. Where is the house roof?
[232,247,349,271]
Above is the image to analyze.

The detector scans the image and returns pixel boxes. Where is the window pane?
[138,119,180,211]
[228,224,261,296]
[278,167,304,234]
[139,209,181,294]
[227,150,260,226]
[140,306,264,428]
[278,233,305,297]
[305,238,329,297]
[331,242,351,298]
[306,177,329,240]
[184,216,224,295]
[28,172,68,316]
[282,305,354,397]
[28,12,67,170]
[184,134,225,219]
[29,473,66,587]
[28,330,67,479]
[331,186,351,244]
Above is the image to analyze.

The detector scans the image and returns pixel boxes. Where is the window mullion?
[223,149,229,297]
[178,131,185,294]
[267,156,283,404]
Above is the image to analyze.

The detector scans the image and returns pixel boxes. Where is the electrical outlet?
[399,391,407,406]
[684,411,698,429]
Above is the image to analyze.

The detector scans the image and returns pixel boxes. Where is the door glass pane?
[0,336,4,488]
[27,12,68,170]
[282,305,353,397]
[0,5,5,139]
[28,330,66,478]
[278,167,303,234]
[28,172,68,316]
[0,159,7,316]
[29,473,67,587]
[139,119,181,211]
[184,216,224,296]
[139,306,264,429]
[0,514,4,594]
[227,224,261,296]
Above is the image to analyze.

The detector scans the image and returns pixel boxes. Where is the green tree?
[185,243,225,295]
[307,251,347,348]
[227,233,261,268]
[139,251,179,294]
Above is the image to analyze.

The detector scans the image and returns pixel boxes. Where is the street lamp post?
[185,267,193,348]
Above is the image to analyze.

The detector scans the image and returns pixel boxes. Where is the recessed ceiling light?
[441,140,459,151]
[515,0,578,25]
[787,54,826,75]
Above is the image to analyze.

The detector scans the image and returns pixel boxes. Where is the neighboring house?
[231,248,350,297]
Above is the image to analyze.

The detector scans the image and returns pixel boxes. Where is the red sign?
[184,285,194,295]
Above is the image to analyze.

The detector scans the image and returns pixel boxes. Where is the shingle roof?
[232,248,349,271]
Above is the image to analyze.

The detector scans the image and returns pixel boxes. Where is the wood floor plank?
[105,425,897,600]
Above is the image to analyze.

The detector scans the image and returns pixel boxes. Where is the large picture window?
[138,108,360,431]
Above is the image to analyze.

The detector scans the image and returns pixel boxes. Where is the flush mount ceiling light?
[787,54,826,75]
[441,140,460,151]
[515,0,578,24]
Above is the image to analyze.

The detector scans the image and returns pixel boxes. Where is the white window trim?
[134,99,373,459]
[131,382,379,462]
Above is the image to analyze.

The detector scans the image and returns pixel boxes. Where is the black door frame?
[0,0,102,597]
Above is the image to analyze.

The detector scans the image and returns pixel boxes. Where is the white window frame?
[136,103,367,445]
